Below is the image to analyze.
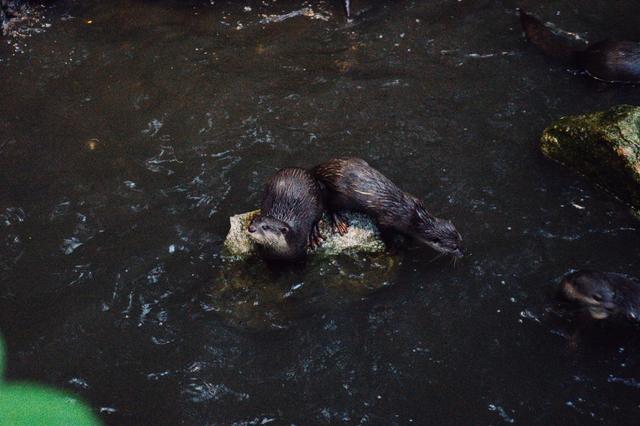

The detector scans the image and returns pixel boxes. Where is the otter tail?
[519,10,582,64]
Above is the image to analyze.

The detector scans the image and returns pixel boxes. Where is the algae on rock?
[541,104,640,208]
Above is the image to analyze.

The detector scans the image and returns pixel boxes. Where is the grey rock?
[223,210,386,259]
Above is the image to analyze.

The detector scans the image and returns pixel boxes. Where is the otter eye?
[261,224,269,231]
[432,238,441,244]
[592,293,603,302]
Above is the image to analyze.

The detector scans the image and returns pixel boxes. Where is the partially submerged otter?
[520,10,640,83]
[248,168,324,261]
[312,157,463,257]
[560,270,640,321]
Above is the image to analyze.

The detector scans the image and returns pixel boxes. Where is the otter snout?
[559,271,627,320]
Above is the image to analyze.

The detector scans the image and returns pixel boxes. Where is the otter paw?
[332,213,349,235]
[308,223,325,249]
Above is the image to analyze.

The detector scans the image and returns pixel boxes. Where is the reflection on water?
[211,253,398,329]
[1,0,640,424]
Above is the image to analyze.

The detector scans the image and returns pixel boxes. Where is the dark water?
[1,0,640,424]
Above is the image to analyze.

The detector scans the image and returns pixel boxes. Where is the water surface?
[1,0,640,424]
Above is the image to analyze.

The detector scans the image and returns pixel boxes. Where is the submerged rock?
[223,210,386,259]
[213,253,398,330]
[541,105,640,209]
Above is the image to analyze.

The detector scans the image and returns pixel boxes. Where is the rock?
[217,211,397,330]
[223,210,386,259]
[541,104,640,209]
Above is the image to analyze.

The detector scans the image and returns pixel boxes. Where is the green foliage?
[0,335,100,426]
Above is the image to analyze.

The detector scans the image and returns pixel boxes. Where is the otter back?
[313,157,463,258]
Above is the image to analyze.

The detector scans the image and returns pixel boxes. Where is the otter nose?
[248,225,256,233]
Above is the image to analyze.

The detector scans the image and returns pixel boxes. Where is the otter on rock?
[560,270,640,320]
[519,10,640,83]
[312,157,463,257]
[248,168,324,261]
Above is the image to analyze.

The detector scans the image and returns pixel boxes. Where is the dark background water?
[1,0,640,424]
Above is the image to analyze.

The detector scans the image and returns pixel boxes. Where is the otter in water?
[519,10,640,83]
[312,157,463,257]
[560,270,640,320]
[248,168,324,261]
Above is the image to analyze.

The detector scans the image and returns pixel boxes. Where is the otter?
[312,157,463,257]
[560,270,640,320]
[248,167,324,261]
[519,10,640,83]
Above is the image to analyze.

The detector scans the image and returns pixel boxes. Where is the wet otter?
[519,10,640,83]
[560,270,640,320]
[312,157,463,257]
[248,167,324,261]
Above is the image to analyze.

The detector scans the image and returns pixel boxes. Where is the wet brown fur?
[249,168,324,261]
[520,10,640,83]
[312,157,463,257]
[560,270,640,320]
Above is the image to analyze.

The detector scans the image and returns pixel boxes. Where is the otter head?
[412,203,464,258]
[560,271,618,320]
[247,215,294,259]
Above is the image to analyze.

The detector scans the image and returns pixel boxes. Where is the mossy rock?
[223,210,386,259]
[541,104,640,208]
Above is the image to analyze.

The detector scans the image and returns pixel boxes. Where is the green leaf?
[0,383,101,426]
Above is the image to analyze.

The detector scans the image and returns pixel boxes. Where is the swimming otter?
[312,157,464,257]
[248,167,324,261]
[519,10,640,83]
[560,270,640,320]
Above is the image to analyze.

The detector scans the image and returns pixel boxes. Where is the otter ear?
[280,226,289,234]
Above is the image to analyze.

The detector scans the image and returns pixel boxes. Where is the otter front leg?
[331,212,349,235]
[308,221,325,250]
